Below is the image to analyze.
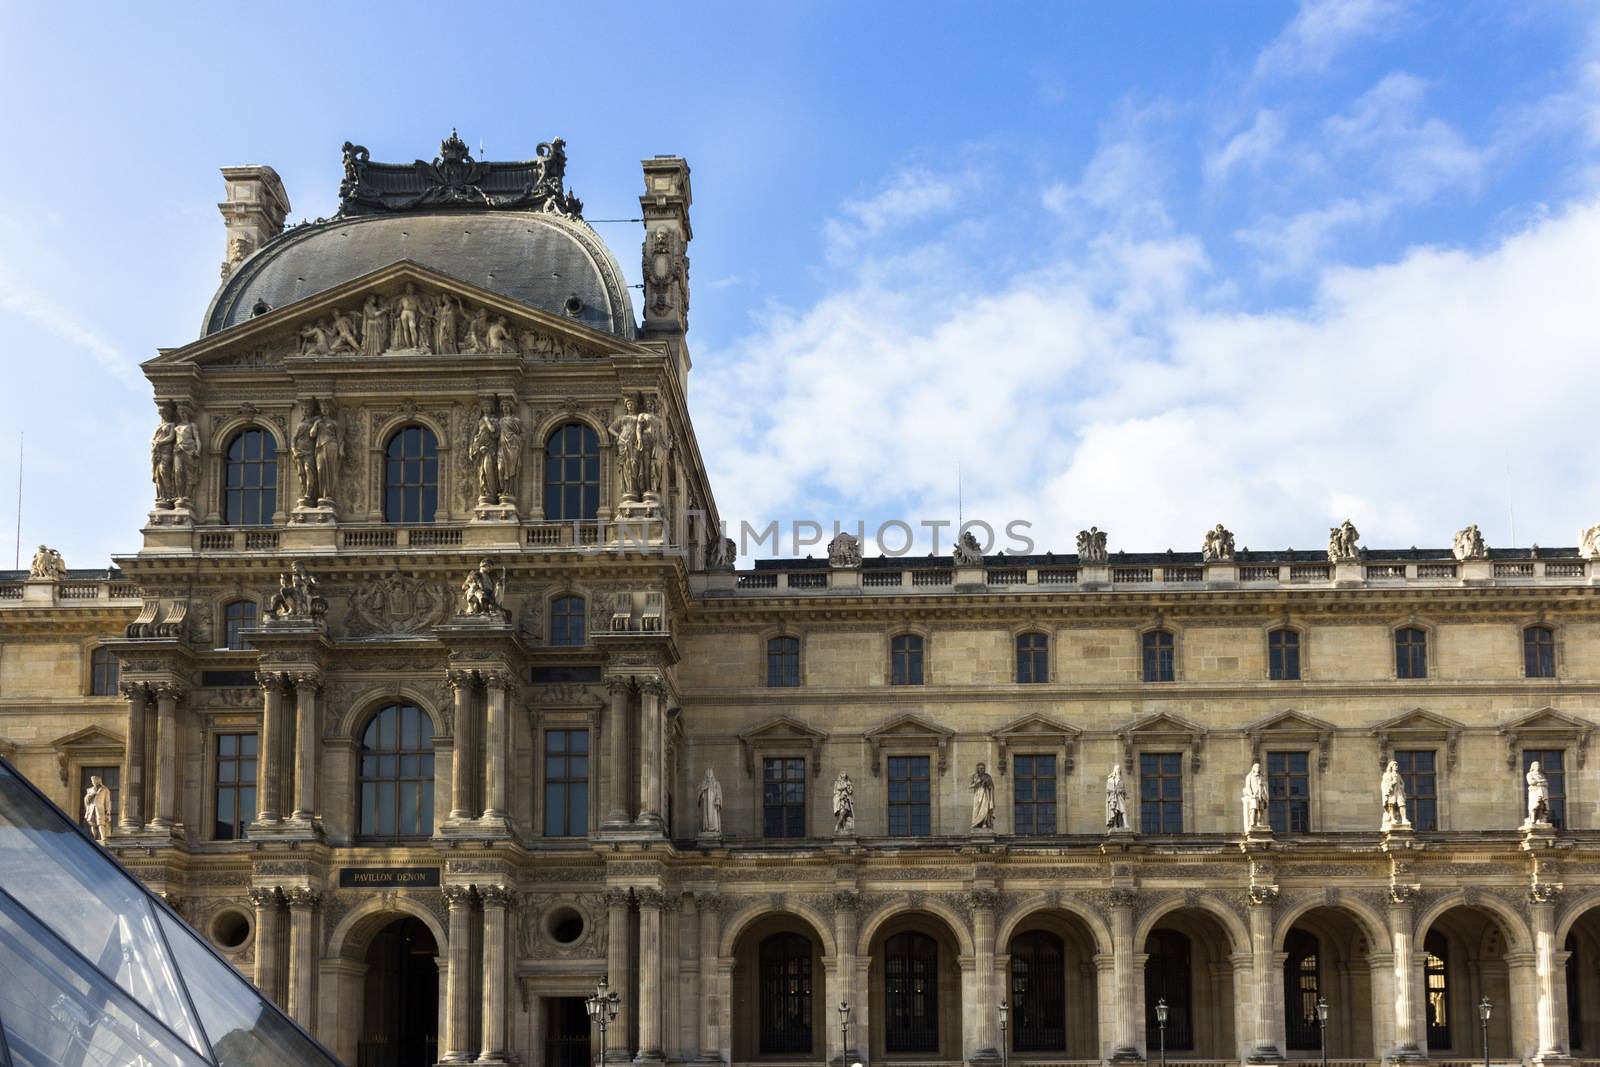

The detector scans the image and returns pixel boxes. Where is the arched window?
[1525,626,1556,678]
[1268,627,1301,680]
[89,647,119,696]
[543,422,601,521]
[358,704,435,838]
[758,933,813,1054]
[890,634,924,686]
[884,931,939,1053]
[1395,627,1428,679]
[223,427,278,526]
[1425,930,1450,1049]
[1284,928,1321,1049]
[384,425,439,524]
[1145,929,1193,1050]
[1142,629,1175,682]
[1011,931,1066,1052]
[550,596,587,646]
[1016,632,1049,683]
[768,636,800,688]
[222,599,257,651]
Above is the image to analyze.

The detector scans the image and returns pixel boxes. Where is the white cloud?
[822,168,969,258]
[1206,110,1287,183]
[1254,0,1411,80]
[0,262,142,389]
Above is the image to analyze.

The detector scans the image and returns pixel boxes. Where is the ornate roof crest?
[338,130,584,219]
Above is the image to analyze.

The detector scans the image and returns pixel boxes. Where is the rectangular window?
[1139,753,1183,833]
[767,638,801,688]
[886,755,931,837]
[1142,631,1175,682]
[543,729,590,837]
[1394,749,1438,830]
[1269,629,1301,681]
[890,635,924,686]
[1524,749,1566,829]
[1012,754,1058,835]
[77,765,119,831]
[762,757,807,838]
[213,733,257,841]
[1266,751,1311,833]
[1016,634,1049,683]
[1395,628,1428,679]
[1525,627,1556,678]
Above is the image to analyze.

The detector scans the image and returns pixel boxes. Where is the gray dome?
[204,211,636,338]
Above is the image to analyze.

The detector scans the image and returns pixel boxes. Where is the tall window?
[1016,632,1049,684]
[884,931,939,1053]
[1425,931,1450,1049]
[763,758,806,839]
[887,755,931,837]
[213,733,257,841]
[359,704,435,838]
[890,634,924,686]
[1395,627,1428,679]
[1395,749,1438,830]
[1525,626,1556,678]
[222,428,278,526]
[758,933,814,1054]
[1269,628,1301,680]
[1142,629,1175,682]
[1284,929,1321,1049]
[543,729,589,837]
[1145,930,1194,1050]
[543,422,601,521]
[1266,751,1310,833]
[89,647,119,696]
[767,636,800,688]
[1140,753,1183,833]
[1012,754,1057,835]
[550,596,587,646]
[1011,931,1066,1052]
[77,766,119,832]
[1524,749,1567,828]
[383,425,439,523]
[222,599,257,650]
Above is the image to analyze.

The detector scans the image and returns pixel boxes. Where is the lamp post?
[1315,996,1329,1067]
[586,976,620,1067]
[1155,997,1169,1067]
[1479,996,1493,1067]
[838,1000,851,1066]
[998,999,1009,1067]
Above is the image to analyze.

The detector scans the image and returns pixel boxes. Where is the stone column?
[832,891,860,1063]
[443,884,477,1062]
[606,889,633,1061]
[635,889,666,1063]
[605,679,631,826]
[149,682,182,829]
[249,887,283,1004]
[481,672,510,823]
[971,888,1001,1062]
[285,888,320,1027]
[290,673,320,821]
[698,892,724,1061]
[637,682,663,830]
[1248,886,1284,1062]
[1528,885,1569,1060]
[680,894,703,1059]
[479,885,512,1063]
[118,682,149,830]
[1389,889,1421,1059]
[448,670,476,820]
[1109,889,1142,1060]
[256,671,286,823]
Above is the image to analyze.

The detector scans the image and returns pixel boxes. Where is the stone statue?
[494,397,523,506]
[298,319,333,355]
[1453,524,1487,561]
[1242,761,1269,832]
[29,545,66,581]
[1581,523,1600,562]
[222,233,253,278]
[150,400,179,508]
[1381,760,1410,830]
[360,294,389,357]
[463,305,490,354]
[267,560,327,622]
[486,316,518,355]
[461,558,508,619]
[832,771,855,834]
[1106,764,1128,830]
[970,763,996,830]
[171,403,201,509]
[83,775,112,844]
[828,531,863,568]
[953,531,984,566]
[1202,523,1236,562]
[644,228,687,321]
[1526,761,1552,826]
[292,405,317,505]
[433,295,461,352]
[698,768,723,835]
[329,308,361,354]
[1077,527,1108,563]
[391,283,429,352]
[608,396,667,504]
[705,536,738,572]
[469,397,501,506]
[1327,519,1360,563]
[312,402,341,507]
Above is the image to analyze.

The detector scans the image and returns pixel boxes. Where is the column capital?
[283,887,321,910]
[1108,887,1138,909]
[638,677,668,698]
[479,884,515,908]
[831,889,861,914]
[1389,885,1420,905]
[967,888,1001,913]
[154,681,186,702]
[693,890,724,913]
[290,671,322,693]
[605,675,634,695]
[446,668,478,691]
[257,670,287,693]
[1531,882,1565,904]
[119,680,151,702]
[481,669,514,691]
[1248,884,1280,906]
[634,887,668,910]
[443,883,476,909]
[248,886,283,909]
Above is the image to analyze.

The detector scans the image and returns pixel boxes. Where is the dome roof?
[204,211,636,338]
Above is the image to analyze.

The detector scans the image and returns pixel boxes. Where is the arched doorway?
[1560,902,1600,1054]
[1004,909,1101,1059]
[867,911,965,1061]
[359,916,439,1067]
[1142,908,1239,1059]
[1279,907,1377,1060]
[730,913,829,1062]
[1419,906,1517,1059]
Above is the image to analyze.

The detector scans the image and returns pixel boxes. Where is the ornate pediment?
[1117,711,1208,772]
[52,725,125,784]
[865,713,954,776]
[992,713,1081,775]
[1371,708,1464,768]
[1244,710,1335,771]
[738,715,827,777]
[1499,707,1592,767]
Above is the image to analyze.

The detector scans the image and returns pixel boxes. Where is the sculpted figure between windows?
[1381,760,1410,830]
[1242,761,1269,832]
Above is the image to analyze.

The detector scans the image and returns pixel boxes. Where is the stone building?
[3,132,1600,1067]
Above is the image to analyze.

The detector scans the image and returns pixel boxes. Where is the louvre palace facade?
[4,131,1600,1067]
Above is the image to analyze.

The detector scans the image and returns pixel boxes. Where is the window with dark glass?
[550,596,587,647]
[890,634,924,686]
[1140,752,1183,833]
[383,425,439,524]
[1016,632,1049,684]
[359,704,435,838]
[1269,628,1301,680]
[213,733,256,841]
[1525,626,1557,678]
[1395,749,1438,830]
[768,636,800,688]
[885,931,939,1053]
[887,755,931,837]
[759,933,814,1054]
[223,428,278,526]
[1012,754,1057,835]
[1142,629,1176,682]
[1266,751,1310,833]
[222,599,257,651]
[543,729,588,837]
[77,765,119,831]
[1145,929,1193,1050]
[1425,931,1450,1049]
[90,646,120,696]
[1524,749,1567,829]
[1395,626,1428,679]
[1011,931,1066,1051]
[543,422,601,521]
[763,757,806,839]
[1284,929,1321,1049]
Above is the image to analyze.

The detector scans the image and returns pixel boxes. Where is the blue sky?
[2,1,1599,567]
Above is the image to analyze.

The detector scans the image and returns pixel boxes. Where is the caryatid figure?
[494,397,523,506]
[468,397,501,505]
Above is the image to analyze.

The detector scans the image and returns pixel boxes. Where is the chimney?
[639,156,692,337]
[217,165,290,280]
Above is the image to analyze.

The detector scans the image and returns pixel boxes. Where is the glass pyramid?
[0,756,343,1067]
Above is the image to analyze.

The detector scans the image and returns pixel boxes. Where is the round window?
[546,907,585,945]
[212,909,251,950]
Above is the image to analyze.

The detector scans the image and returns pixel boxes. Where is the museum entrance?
[546,997,592,1067]
[358,916,439,1067]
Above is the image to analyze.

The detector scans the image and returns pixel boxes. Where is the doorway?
[358,916,439,1067]
[547,997,592,1067]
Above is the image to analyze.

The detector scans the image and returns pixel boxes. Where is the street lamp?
[1155,997,1169,1067]
[1479,996,1493,1067]
[838,1000,851,1065]
[586,976,620,1067]
[1315,996,1329,1067]
[998,999,1009,1067]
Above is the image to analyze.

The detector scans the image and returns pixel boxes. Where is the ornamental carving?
[345,571,452,637]
[340,131,583,218]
